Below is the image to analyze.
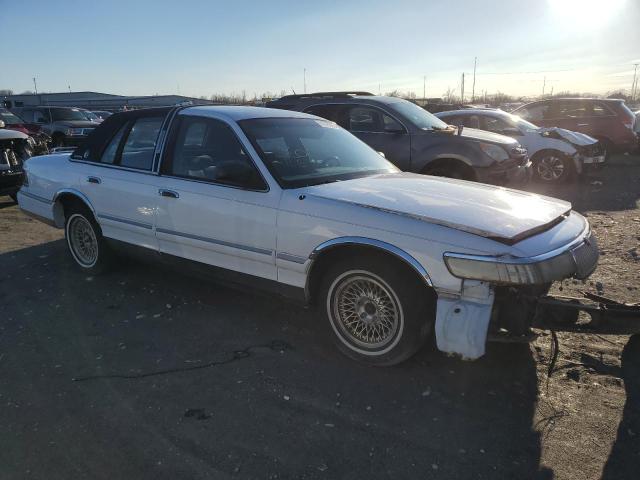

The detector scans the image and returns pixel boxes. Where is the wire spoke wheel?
[68,215,99,267]
[328,271,403,354]
[536,155,565,181]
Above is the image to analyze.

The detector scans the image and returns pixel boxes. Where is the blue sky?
[1,0,638,99]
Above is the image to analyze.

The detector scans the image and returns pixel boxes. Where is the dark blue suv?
[267,92,530,185]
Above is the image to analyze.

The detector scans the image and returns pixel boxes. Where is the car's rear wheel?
[319,255,435,366]
[532,151,574,183]
[51,134,65,148]
[64,206,113,273]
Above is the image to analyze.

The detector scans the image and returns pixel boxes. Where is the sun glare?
[547,0,627,25]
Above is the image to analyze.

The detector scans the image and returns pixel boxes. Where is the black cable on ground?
[546,330,560,387]
[72,340,292,382]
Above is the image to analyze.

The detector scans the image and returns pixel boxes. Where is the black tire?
[531,150,575,183]
[64,204,113,274]
[51,134,65,148]
[318,254,435,366]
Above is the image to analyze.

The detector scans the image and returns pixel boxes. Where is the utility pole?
[423,75,426,102]
[461,73,465,103]
[32,77,38,95]
[632,63,639,101]
[68,85,71,93]
[303,68,307,94]
[542,76,546,97]
[472,57,477,103]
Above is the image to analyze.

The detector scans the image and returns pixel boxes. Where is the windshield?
[506,112,539,131]
[240,118,398,188]
[0,109,25,125]
[50,108,89,121]
[388,99,449,130]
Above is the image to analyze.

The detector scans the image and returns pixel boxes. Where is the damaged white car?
[436,108,605,183]
[18,106,599,365]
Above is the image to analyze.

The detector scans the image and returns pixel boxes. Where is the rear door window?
[119,117,164,171]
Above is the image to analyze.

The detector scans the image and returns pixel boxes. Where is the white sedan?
[18,106,599,365]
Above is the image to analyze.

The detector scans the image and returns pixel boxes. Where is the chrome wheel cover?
[537,155,565,181]
[67,214,98,267]
[328,270,403,355]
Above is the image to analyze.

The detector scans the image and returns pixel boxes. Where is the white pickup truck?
[18,105,599,365]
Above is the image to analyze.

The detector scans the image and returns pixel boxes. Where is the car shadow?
[524,154,640,213]
[0,239,552,479]
[601,334,640,479]
[0,196,17,209]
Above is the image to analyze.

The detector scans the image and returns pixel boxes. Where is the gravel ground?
[0,155,638,480]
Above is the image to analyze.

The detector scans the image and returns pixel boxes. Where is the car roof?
[437,108,506,117]
[183,105,319,121]
[269,93,408,107]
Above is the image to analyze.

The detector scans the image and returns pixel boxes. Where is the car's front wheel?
[319,255,435,366]
[532,151,575,183]
[64,206,113,273]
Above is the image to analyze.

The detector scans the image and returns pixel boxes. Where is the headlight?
[478,143,509,162]
[66,128,84,136]
[443,251,576,285]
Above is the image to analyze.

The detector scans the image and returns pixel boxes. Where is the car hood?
[458,127,519,146]
[303,173,572,244]
[538,127,597,146]
[0,129,28,140]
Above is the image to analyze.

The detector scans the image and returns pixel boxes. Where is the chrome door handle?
[87,176,101,184]
[577,123,589,127]
[159,189,179,199]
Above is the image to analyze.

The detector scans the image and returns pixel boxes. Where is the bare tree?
[0,89,14,96]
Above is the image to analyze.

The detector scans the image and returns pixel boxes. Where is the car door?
[154,113,279,281]
[75,112,166,250]
[344,105,412,170]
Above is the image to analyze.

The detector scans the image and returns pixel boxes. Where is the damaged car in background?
[18,105,638,366]
[436,108,605,183]
[0,120,31,202]
[0,107,50,156]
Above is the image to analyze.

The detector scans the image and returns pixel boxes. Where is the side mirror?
[214,161,261,188]
[384,125,405,134]
[501,127,522,136]
[0,120,5,129]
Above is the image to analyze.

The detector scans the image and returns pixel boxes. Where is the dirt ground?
[0,155,638,480]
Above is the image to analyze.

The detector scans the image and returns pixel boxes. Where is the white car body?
[18,106,599,361]
[436,109,605,174]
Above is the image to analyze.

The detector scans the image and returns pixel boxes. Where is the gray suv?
[11,106,100,148]
[267,92,530,185]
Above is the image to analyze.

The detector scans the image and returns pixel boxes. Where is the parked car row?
[267,92,530,185]
[18,105,600,365]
